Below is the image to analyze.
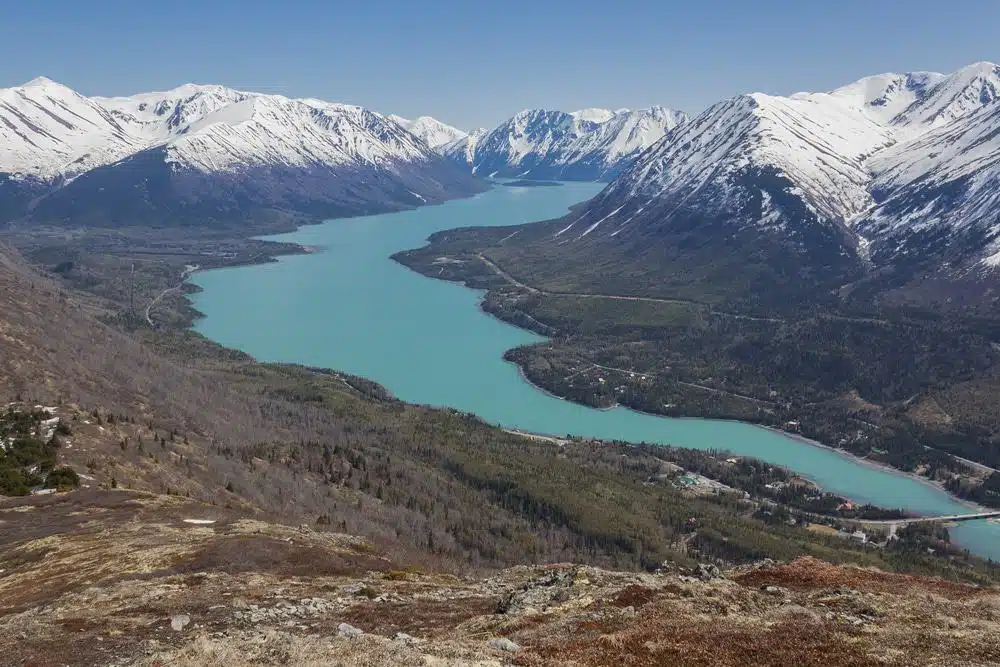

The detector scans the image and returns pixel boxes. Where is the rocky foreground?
[2,491,999,666]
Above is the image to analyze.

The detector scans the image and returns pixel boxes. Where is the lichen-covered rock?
[488,637,520,653]
[337,622,363,639]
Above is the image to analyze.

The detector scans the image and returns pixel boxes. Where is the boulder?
[692,563,722,581]
[488,637,521,653]
[338,622,363,639]
[170,614,191,632]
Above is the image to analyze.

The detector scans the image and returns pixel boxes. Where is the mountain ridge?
[389,114,467,149]
[443,105,688,181]
[0,78,483,227]
[571,61,1000,292]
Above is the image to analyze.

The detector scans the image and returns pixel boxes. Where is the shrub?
[45,467,80,489]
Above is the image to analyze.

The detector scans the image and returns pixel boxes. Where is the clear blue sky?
[3,0,998,130]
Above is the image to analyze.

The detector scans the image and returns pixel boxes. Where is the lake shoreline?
[507,351,985,511]
[758,424,989,515]
[461,271,994,520]
[188,182,1000,559]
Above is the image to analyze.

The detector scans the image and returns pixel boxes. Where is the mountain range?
[5,63,1000,293]
[441,106,688,181]
[0,75,691,228]
[567,61,1000,302]
[0,78,481,227]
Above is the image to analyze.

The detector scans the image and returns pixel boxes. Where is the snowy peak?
[389,115,467,149]
[593,106,688,164]
[830,71,944,125]
[0,78,484,227]
[592,91,892,231]
[20,75,69,91]
[0,77,148,178]
[0,78,451,181]
[860,98,1000,268]
[162,95,433,173]
[892,61,1000,129]
[440,128,486,167]
[829,63,1000,131]
[454,105,687,181]
[510,108,591,134]
[571,108,617,123]
[94,84,251,138]
[582,60,1000,281]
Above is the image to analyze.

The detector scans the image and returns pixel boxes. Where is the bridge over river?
[855,511,1000,538]
[863,511,1000,527]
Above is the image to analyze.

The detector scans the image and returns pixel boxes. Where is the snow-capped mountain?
[580,92,894,239]
[828,71,945,127]
[389,115,467,149]
[570,108,619,123]
[446,106,687,181]
[469,109,596,179]
[572,61,1000,285]
[440,128,487,168]
[881,61,1000,130]
[0,77,149,180]
[160,97,434,173]
[94,84,252,140]
[860,97,1000,270]
[0,79,482,226]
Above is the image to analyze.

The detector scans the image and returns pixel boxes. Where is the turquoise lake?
[190,181,1000,560]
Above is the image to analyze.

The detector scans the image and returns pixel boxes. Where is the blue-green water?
[190,182,1000,560]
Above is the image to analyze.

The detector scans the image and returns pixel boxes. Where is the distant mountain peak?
[571,108,617,123]
[20,75,61,89]
[389,115,466,149]
[445,105,686,181]
[0,78,483,227]
[956,60,1000,75]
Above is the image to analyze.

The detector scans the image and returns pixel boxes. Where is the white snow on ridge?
[592,106,688,166]
[891,61,1000,129]
[181,97,258,135]
[166,96,432,173]
[465,106,687,178]
[859,99,1000,256]
[587,60,1000,268]
[0,78,443,181]
[390,115,467,149]
[982,248,1000,268]
[0,77,149,178]
[95,84,250,140]
[597,92,893,225]
[441,128,486,168]
[570,108,617,123]
[830,71,945,127]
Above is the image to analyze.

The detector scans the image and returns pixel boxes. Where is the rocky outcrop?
[1,491,997,666]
